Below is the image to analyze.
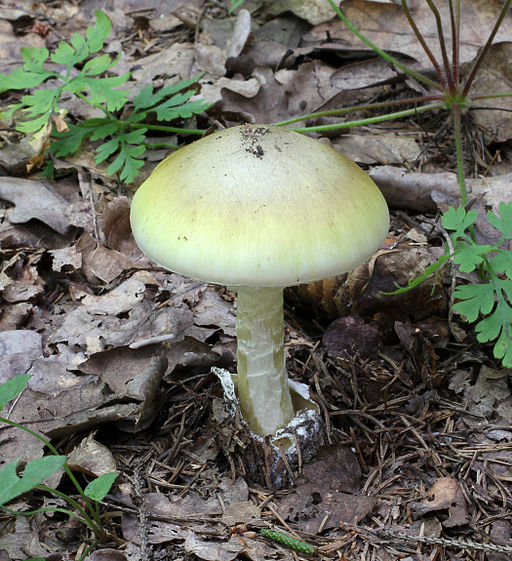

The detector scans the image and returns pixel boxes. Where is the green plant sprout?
[259,528,317,555]
[0,374,118,553]
[269,0,512,366]
[0,11,211,183]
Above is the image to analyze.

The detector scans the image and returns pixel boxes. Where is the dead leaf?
[67,434,117,477]
[0,177,93,234]
[331,132,422,165]
[322,315,381,359]
[462,366,512,428]
[266,0,335,25]
[75,231,136,283]
[279,445,376,532]
[305,0,512,71]
[83,550,128,561]
[410,477,470,528]
[471,42,512,142]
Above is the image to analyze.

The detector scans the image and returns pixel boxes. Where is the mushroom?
[130,124,389,437]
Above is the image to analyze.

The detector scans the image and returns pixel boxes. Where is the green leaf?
[154,97,210,121]
[0,374,31,412]
[84,472,118,501]
[442,206,477,236]
[20,89,59,117]
[489,251,512,278]
[51,123,96,156]
[0,456,66,506]
[106,143,145,182]
[70,33,89,63]
[95,136,121,163]
[452,283,496,323]
[452,243,493,273]
[0,67,53,92]
[229,0,246,13]
[89,121,120,141]
[492,321,512,367]
[66,74,130,111]
[51,40,76,66]
[132,75,203,111]
[82,53,118,76]
[487,201,512,239]
[16,112,53,133]
[86,11,112,54]
[21,46,50,72]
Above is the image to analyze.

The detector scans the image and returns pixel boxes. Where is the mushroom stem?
[235,286,295,436]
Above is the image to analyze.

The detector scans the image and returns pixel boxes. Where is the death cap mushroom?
[130,124,390,286]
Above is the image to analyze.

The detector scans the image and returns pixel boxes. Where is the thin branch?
[425,0,456,92]
[401,0,447,90]
[448,0,461,86]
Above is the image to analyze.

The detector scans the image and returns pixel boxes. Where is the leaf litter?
[1,0,512,560]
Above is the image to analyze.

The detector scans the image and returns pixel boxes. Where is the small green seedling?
[0,11,211,182]
[259,528,317,555]
[0,374,118,546]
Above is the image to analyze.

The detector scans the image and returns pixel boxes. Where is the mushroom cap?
[130,124,389,287]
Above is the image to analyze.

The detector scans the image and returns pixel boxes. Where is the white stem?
[235,286,295,436]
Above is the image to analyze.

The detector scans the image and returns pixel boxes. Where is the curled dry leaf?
[410,477,470,528]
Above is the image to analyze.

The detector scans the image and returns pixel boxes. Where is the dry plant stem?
[448,0,460,85]
[235,287,294,436]
[401,0,447,89]
[425,0,455,92]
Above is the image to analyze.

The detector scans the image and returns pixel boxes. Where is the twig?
[374,527,512,554]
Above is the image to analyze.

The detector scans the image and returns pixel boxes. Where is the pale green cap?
[130,124,389,287]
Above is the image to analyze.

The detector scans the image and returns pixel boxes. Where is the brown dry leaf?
[0,517,46,559]
[97,195,153,267]
[126,44,196,89]
[83,550,128,561]
[0,342,168,465]
[410,477,470,528]
[305,0,512,71]
[0,177,92,235]
[1,264,44,303]
[49,246,83,272]
[0,19,45,74]
[334,245,447,321]
[121,492,221,545]
[75,231,136,284]
[183,533,244,561]
[266,0,336,25]
[330,58,398,90]
[279,445,376,533]
[67,434,117,477]
[461,366,512,429]
[331,132,422,165]
[470,42,512,142]
[322,315,381,359]
[48,272,178,354]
